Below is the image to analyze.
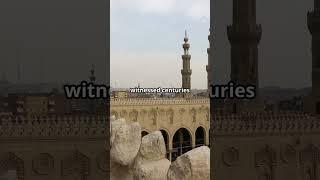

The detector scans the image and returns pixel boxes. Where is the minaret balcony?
[181,69,192,75]
[181,54,191,59]
[227,24,262,43]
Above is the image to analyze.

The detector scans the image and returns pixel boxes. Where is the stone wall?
[211,112,320,180]
[110,116,210,180]
[0,115,107,180]
[111,97,210,161]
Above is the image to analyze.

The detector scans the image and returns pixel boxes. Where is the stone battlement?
[111,97,209,106]
[211,112,319,136]
[0,115,107,138]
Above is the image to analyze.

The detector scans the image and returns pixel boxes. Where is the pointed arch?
[195,126,206,147]
[172,128,192,161]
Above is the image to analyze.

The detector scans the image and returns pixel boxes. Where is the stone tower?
[308,0,320,114]
[181,31,192,90]
[225,0,263,113]
[227,0,262,88]
[207,29,213,90]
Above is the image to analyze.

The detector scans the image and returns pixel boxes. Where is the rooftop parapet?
[0,115,107,139]
[111,98,209,106]
[211,112,319,136]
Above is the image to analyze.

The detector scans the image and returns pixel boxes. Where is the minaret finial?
[184,30,188,43]
[183,30,190,55]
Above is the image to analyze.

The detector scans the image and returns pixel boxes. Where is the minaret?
[308,0,320,114]
[227,0,262,88]
[226,0,262,113]
[89,64,96,83]
[207,29,213,90]
[181,30,192,90]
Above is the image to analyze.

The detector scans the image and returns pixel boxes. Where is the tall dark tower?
[181,30,192,90]
[227,0,262,88]
[308,0,320,114]
[225,0,263,113]
[207,29,213,90]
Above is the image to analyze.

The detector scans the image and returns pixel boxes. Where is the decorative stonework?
[96,152,108,172]
[299,145,320,180]
[0,152,24,180]
[166,109,174,124]
[255,146,277,167]
[0,115,106,138]
[211,112,317,136]
[299,144,320,165]
[32,153,54,175]
[280,144,296,164]
[62,150,89,178]
[110,98,209,106]
[190,108,197,122]
[255,146,277,180]
[129,110,138,122]
[222,147,239,167]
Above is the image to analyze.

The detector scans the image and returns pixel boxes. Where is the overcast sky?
[110,0,210,89]
[111,0,314,89]
[0,0,314,89]
[0,0,107,84]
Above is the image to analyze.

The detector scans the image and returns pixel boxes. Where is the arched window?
[160,130,169,159]
[195,126,206,147]
[172,128,192,161]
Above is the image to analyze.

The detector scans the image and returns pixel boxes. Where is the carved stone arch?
[61,150,89,180]
[159,128,170,159]
[189,108,197,122]
[129,109,138,122]
[255,145,277,180]
[0,152,24,180]
[222,147,239,167]
[172,127,192,161]
[166,109,174,124]
[195,126,206,147]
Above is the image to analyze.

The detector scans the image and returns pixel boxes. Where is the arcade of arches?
[111,98,210,161]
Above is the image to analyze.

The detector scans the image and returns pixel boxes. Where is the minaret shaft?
[308,0,320,104]
[181,31,192,90]
[227,0,261,88]
[316,0,320,10]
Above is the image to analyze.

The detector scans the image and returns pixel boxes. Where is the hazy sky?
[0,0,107,84]
[111,0,314,89]
[110,0,210,89]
